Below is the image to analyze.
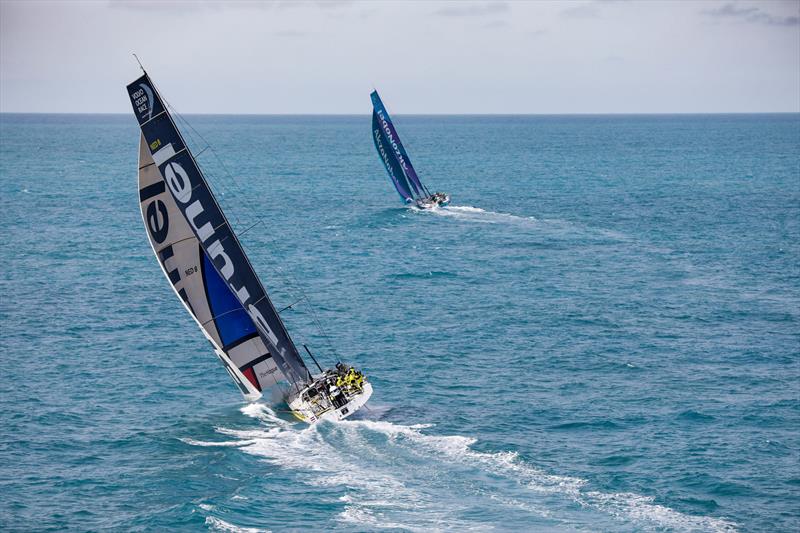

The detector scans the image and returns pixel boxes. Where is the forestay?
[128,73,312,396]
[371,90,429,202]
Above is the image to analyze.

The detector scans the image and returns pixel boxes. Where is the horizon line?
[2,111,799,117]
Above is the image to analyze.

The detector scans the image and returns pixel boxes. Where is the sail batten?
[129,73,312,395]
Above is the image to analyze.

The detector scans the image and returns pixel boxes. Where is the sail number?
[185,265,198,277]
[150,139,162,151]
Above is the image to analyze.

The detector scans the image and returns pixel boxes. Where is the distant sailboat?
[127,69,372,423]
[371,90,450,209]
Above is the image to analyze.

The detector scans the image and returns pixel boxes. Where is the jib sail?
[371,90,428,200]
[128,72,312,395]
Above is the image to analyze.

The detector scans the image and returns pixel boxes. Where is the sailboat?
[371,90,450,209]
[127,70,372,423]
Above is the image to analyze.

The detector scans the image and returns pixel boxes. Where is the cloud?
[560,3,601,19]
[434,1,509,17]
[109,0,264,11]
[703,2,799,26]
[109,0,353,12]
[273,30,307,37]
[482,20,508,29]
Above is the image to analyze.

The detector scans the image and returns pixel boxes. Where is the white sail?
[138,133,283,400]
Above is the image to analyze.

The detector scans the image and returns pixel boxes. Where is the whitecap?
[205,516,271,533]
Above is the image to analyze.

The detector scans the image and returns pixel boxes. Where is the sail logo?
[146,199,169,243]
[161,160,283,352]
[374,128,405,195]
[374,128,394,176]
[130,83,155,122]
[376,110,411,174]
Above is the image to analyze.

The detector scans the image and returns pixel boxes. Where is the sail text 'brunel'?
[128,67,373,422]
[159,157,282,349]
[128,71,312,388]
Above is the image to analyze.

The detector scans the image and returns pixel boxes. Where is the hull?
[288,380,373,423]
[415,193,450,210]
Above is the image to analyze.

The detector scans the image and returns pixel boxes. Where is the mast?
[127,72,312,390]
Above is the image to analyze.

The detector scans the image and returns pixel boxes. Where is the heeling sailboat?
[127,70,372,423]
[371,90,450,209]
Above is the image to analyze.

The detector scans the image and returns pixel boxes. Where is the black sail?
[127,73,312,389]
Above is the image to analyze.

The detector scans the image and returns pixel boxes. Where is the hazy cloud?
[434,1,508,17]
[703,2,799,26]
[560,3,601,19]
[482,20,508,29]
[109,0,265,11]
[2,0,799,113]
[273,29,307,37]
[109,0,353,12]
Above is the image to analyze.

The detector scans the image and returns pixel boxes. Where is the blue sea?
[1,112,798,532]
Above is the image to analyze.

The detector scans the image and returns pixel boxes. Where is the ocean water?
[0,112,798,532]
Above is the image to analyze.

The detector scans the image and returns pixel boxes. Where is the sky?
[1,0,799,114]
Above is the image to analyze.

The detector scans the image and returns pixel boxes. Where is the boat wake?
[416,204,539,226]
[189,404,737,532]
[415,204,632,246]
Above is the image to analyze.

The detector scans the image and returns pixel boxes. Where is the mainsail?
[371,90,429,201]
[128,73,312,398]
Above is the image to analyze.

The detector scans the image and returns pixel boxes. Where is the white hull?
[288,381,373,423]
[415,193,450,210]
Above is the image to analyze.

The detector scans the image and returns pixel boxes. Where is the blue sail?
[371,91,428,198]
[372,110,414,202]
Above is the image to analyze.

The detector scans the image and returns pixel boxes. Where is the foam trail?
[179,437,256,447]
[343,420,738,532]
[184,406,737,532]
[421,204,539,226]
[419,204,632,245]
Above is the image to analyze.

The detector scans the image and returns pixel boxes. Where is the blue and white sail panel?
[129,72,312,391]
[371,90,426,197]
[372,111,414,202]
[138,134,282,399]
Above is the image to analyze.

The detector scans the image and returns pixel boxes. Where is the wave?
[185,404,737,532]
[205,516,271,533]
[389,271,458,280]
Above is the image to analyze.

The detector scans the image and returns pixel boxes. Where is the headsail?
[128,73,312,394]
[371,90,429,199]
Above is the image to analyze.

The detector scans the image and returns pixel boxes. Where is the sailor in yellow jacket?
[346,367,364,390]
[334,366,365,392]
